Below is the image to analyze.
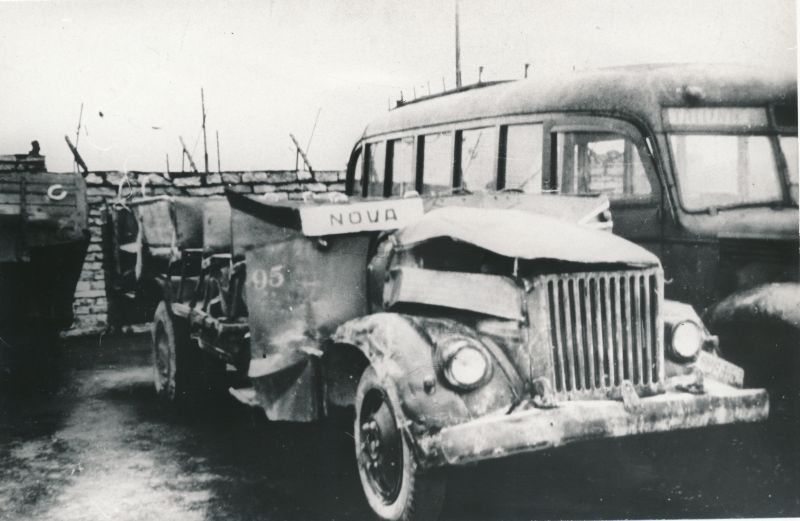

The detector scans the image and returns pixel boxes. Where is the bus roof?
[362,63,797,138]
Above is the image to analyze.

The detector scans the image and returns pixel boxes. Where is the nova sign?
[299,198,424,236]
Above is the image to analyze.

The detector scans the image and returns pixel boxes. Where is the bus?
[345,63,799,400]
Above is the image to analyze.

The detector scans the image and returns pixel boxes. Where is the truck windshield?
[669,134,789,211]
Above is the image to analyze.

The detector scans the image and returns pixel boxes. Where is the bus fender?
[705,282,800,336]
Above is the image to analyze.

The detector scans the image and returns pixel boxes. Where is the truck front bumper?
[417,381,768,468]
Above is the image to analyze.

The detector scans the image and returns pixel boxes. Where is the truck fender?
[705,283,800,337]
[330,313,472,435]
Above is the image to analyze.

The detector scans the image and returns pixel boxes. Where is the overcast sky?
[0,0,796,173]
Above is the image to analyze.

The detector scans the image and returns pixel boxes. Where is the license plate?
[695,351,744,388]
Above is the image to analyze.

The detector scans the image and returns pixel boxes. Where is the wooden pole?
[179,136,199,173]
[65,135,88,175]
[289,133,314,176]
[201,88,209,173]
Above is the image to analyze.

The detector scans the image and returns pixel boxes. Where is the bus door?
[546,118,663,260]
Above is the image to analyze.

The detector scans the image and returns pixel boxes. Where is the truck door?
[546,118,663,259]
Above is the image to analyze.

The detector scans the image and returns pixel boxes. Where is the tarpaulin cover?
[394,206,659,266]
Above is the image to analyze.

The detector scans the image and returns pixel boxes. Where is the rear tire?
[152,301,203,403]
[355,366,446,521]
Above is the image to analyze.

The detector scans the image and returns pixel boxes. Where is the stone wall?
[69,169,346,334]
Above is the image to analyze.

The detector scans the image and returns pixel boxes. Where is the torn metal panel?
[384,267,524,321]
[244,234,371,375]
[251,356,320,422]
[394,206,659,266]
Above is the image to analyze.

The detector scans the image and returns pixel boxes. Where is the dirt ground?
[0,332,798,521]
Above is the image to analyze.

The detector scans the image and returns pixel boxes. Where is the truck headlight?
[438,337,492,390]
[669,321,703,361]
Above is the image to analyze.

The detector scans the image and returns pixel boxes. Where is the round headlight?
[670,321,703,360]
[440,338,491,390]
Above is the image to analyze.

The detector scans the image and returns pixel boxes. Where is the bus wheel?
[152,301,200,403]
[355,366,446,521]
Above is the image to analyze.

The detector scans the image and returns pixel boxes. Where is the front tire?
[355,366,446,521]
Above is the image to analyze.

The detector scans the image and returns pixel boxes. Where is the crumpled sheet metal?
[417,380,769,468]
[394,206,659,266]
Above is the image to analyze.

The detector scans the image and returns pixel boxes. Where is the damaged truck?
[129,186,768,520]
[342,63,799,413]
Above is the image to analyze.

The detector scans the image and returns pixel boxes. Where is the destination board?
[299,198,424,236]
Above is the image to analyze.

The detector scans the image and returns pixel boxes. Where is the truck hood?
[394,206,660,267]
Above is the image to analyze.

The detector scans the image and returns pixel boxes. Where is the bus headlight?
[438,337,492,390]
[669,321,703,361]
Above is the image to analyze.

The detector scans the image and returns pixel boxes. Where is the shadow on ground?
[0,332,798,520]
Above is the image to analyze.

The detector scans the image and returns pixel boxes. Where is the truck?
[132,187,767,521]
[341,63,798,412]
[0,150,88,376]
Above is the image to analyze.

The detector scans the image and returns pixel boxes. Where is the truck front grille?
[539,268,663,398]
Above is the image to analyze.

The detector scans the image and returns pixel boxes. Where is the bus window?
[422,131,454,194]
[391,136,416,196]
[366,141,387,197]
[670,134,782,210]
[780,135,798,203]
[555,132,652,197]
[503,124,543,193]
[458,127,497,191]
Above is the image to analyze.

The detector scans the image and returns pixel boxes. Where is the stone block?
[173,175,202,187]
[205,173,222,185]
[241,171,268,183]
[74,289,106,298]
[84,172,105,185]
[301,182,327,193]
[221,173,241,184]
[186,186,225,196]
[265,171,297,184]
[105,171,129,186]
[328,183,346,193]
[315,171,340,183]
[226,184,253,193]
[253,184,277,194]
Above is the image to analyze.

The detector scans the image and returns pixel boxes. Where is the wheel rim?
[153,326,171,394]
[358,387,404,504]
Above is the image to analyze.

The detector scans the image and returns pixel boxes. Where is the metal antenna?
[216,131,221,173]
[478,65,483,83]
[524,63,530,78]
[74,103,84,147]
[73,103,84,174]
[454,0,462,89]
[201,88,209,173]
[305,107,322,155]
[165,154,171,180]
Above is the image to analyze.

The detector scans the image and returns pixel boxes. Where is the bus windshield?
[669,134,791,211]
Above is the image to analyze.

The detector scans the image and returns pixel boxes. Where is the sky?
[0,0,796,173]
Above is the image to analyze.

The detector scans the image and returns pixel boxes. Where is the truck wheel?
[355,366,446,521]
[152,301,201,403]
